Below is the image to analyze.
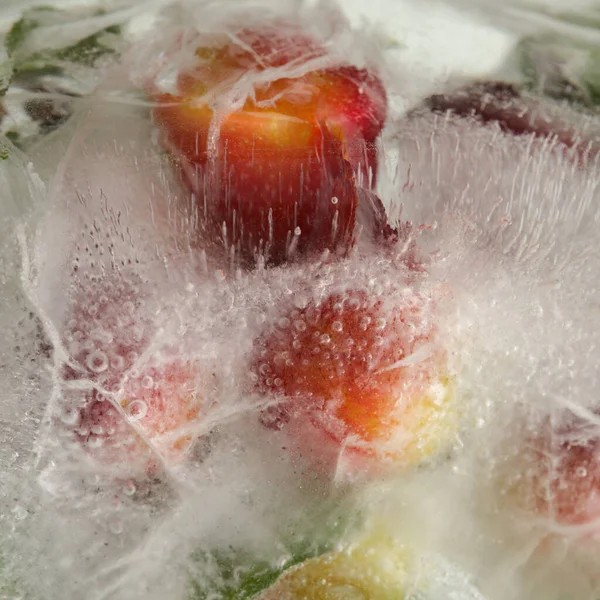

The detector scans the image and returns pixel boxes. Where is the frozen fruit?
[509,415,600,532]
[149,26,387,267]
[254,286,456,471]
[59,277,205,476]
[74,359,204,475]
[257,529,409,600]
[425,81,598,163]
[61,276,151,392]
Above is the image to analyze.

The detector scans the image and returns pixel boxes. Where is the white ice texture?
[2,0,600,599]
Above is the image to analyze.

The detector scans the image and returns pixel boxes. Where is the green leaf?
[4,7,58,57]
[518,34,599,107]
[188,545,318,600]
[513,5,600,108]
[188,494,363,600]
[0,53,13,96]
[552,7,600,31]
[5,131,20,144]
[0,550,30,599]
[4,6,122,77]
[5,16,39,57]
[53,26,121,67]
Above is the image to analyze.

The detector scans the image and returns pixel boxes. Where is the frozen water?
[0,140,49,596]
[2,0,600,599]
[369,110,600,599]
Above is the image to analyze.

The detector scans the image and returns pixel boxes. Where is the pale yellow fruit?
[257,531,410,600]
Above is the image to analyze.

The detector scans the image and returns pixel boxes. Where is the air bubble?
[331,196,339,205]
[294,320,307,332]
[375,318,387,330]
[294,295,309,309]
[122,480,137,496]
[60,408,80,426]
[87,436,105,449]
[86,350,109,373]
[348,297,361,310]
[141,375,154,389]
[112,355,125,370]
[12,505,27,521]
[320,334,331,345]
[126,400,148,421]
[109,519,124,535]
[359,316,372,330]
[331,321,343,333]
[576,466,588,478]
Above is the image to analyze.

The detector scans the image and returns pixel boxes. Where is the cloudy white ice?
[1,0,600,599]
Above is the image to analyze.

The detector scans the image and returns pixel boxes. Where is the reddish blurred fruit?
[74,359,204,475]
[60,277,205,476]
[425,81,597,164]
[61,277,151,391]
[253,288,455,470]
[150,26,387,267]
[516,416,600,530]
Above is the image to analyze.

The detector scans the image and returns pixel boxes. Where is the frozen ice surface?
[1,2,396,598]
[387,110,600,420]
[0,137,49,596]
[2,0,600,599]
[371,110,600,599]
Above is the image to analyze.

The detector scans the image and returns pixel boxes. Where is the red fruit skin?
[61,277,151,391]
[253,288,451,474]
[149,27,387,267]
[222,25,325,69]
[315,65,387,182]
[169,131,359,268]
[522,418,600,531]
[74,360,204,476]
[425,81,597,164]
[59,278,204,477]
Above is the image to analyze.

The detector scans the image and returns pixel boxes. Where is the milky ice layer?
[1,1,600,600]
